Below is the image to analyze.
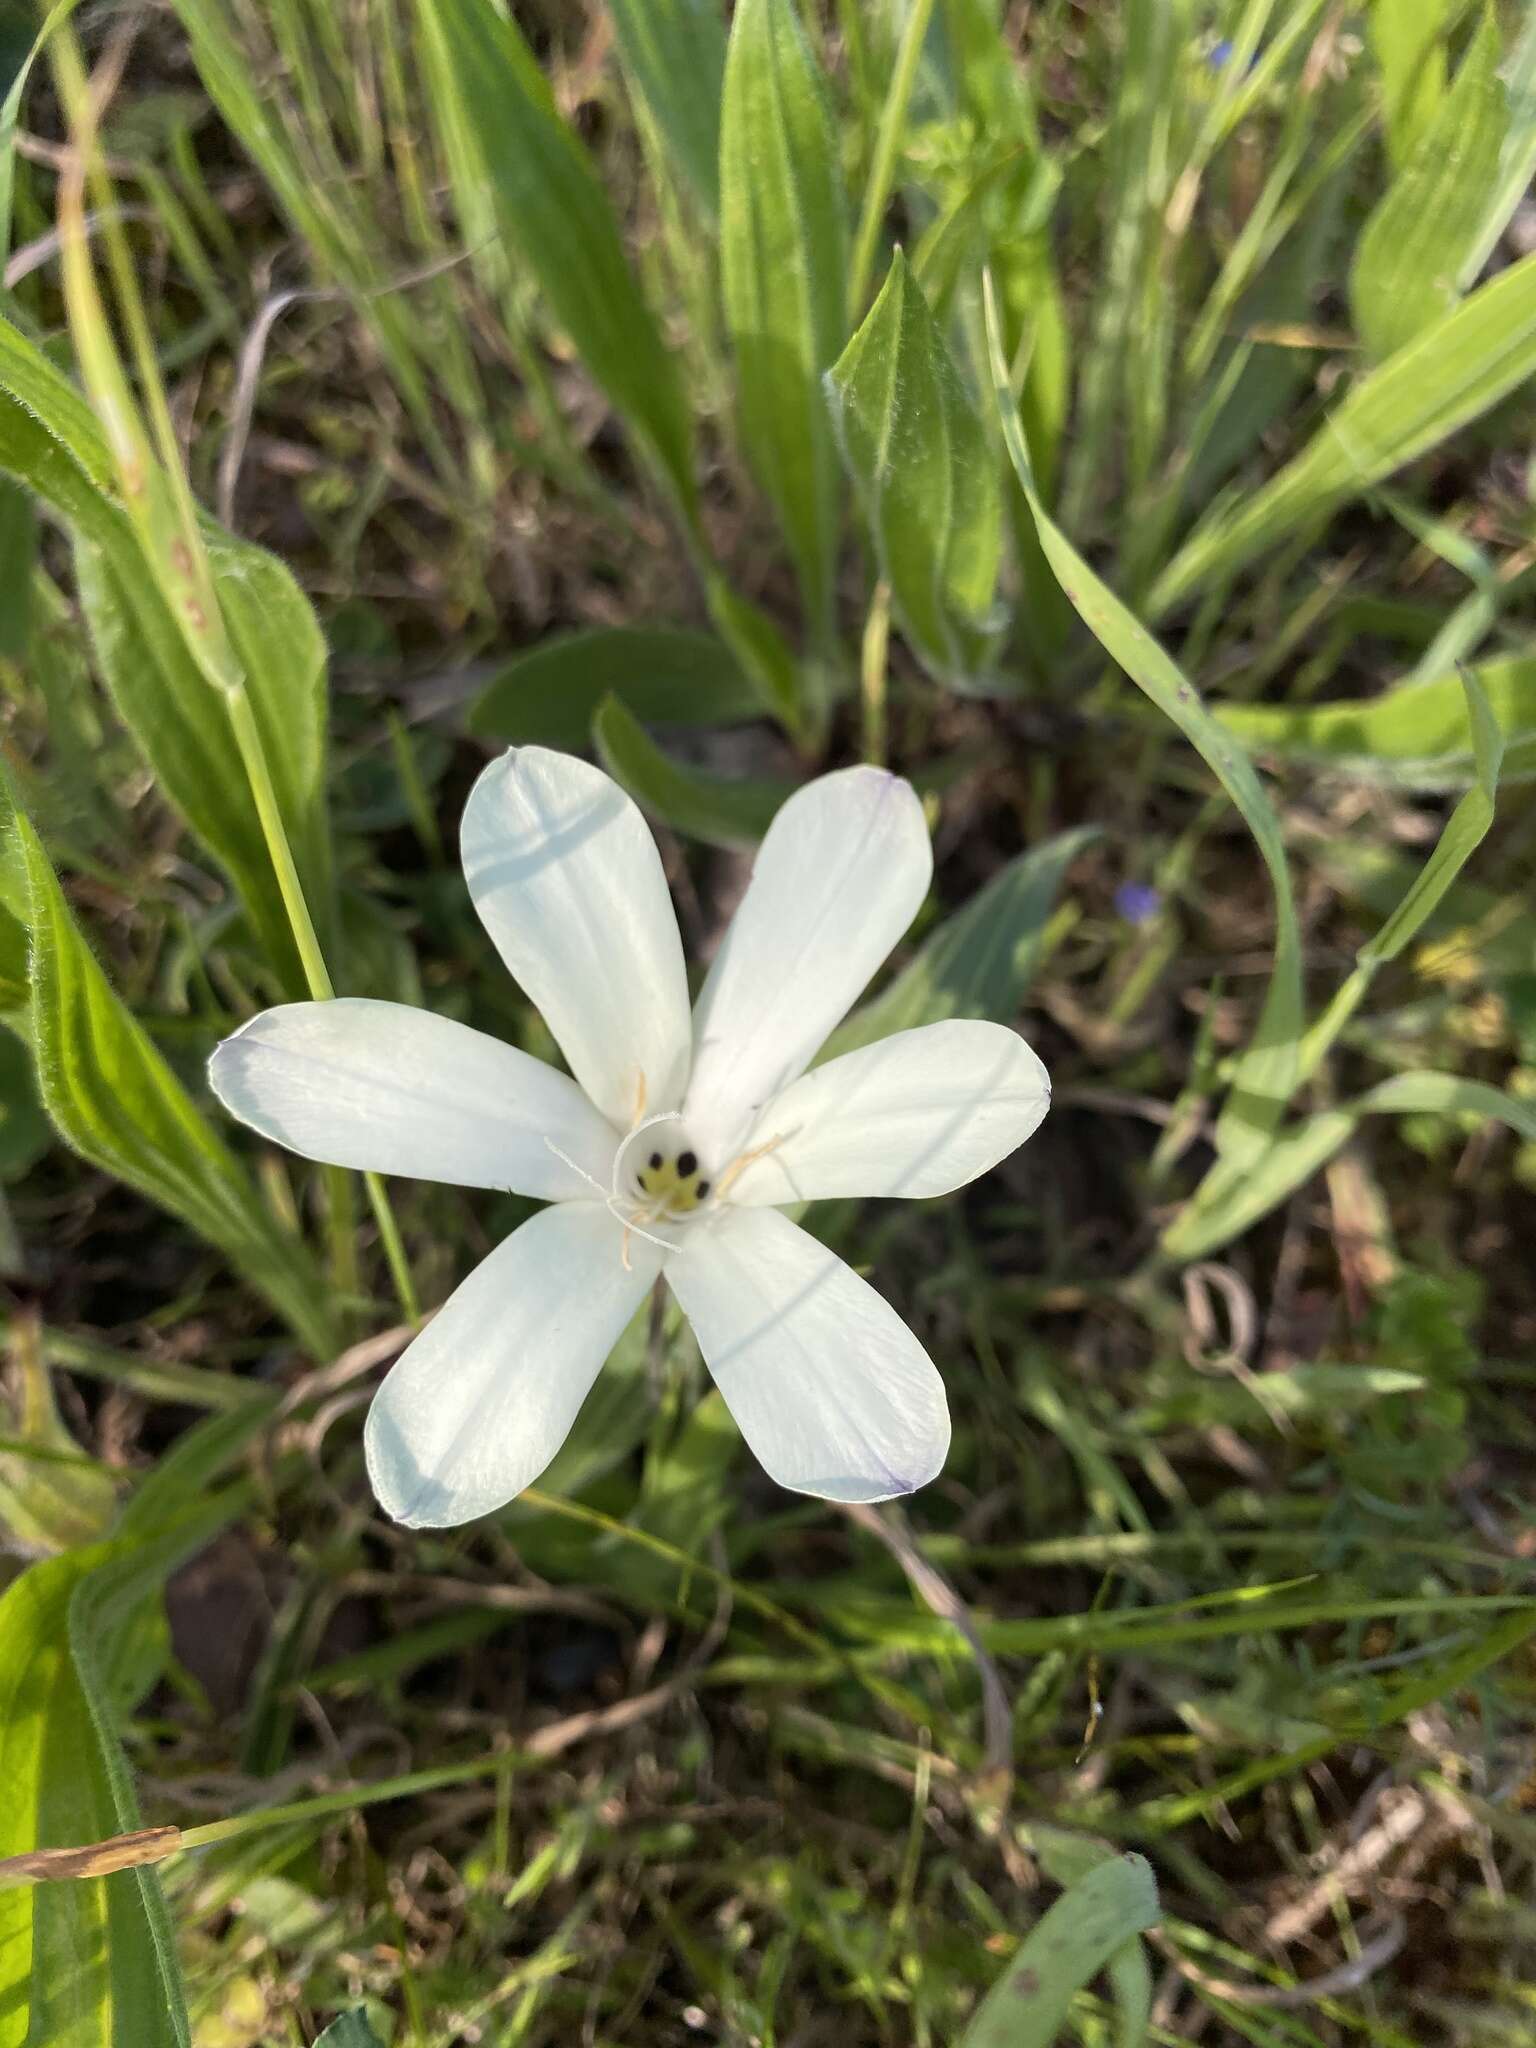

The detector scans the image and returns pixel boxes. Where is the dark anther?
[677,1150,698,1177]
[649,1151,663,1170]
[695,1179,711,1200]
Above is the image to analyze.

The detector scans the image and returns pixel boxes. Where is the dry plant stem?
[218,248,478,527]
[53,22,418,1329]
[842,1501,1014,1797]
[1159,1915,1409,2009]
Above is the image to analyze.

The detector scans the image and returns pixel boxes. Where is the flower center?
[633,1145,711,1217]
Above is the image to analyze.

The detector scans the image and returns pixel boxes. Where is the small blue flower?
[1115,881,1163,926]
[1209,38,1235,67]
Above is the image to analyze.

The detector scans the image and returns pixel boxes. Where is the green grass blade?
[1153,249,1536,614]
[822,824,1098,1059]
[828,250,1002,689]
[1360,666,1503,964]
[1213,652,1536,788]
[720,0,847,639]
[984,276,1302,1170]
[1163,1072,1536,1260]
[416,0,696,519]
[1350,8,1507,362]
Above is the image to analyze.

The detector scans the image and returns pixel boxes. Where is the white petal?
[209,999,618,1200]
[683,768,931,1170]
[727,1020,1050,1204]
[461,748,693,1129]
[364,1203,663,1527]
[666,1206,949,1502]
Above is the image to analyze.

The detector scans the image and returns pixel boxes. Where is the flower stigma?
[543,1108,793,1271]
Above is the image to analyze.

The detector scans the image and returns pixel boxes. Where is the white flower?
[210,750,1049,1526]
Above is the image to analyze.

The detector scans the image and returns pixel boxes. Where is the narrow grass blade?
[984,277,1303,1169]
[1350,9,1507,362]
[960,1853,1159,2048]
[416,0,696,518]
[1153,250,1536,614]
[828,251,1002,689]
[720,0,847,638]
[1360,667,1503,965]
[1213,653,1536,788]
[1162,1072,1536,1260]
[822,824,1098,1059]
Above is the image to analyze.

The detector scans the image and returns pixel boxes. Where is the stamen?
[542,1135,608,1198]
[710,1131,791,1203]
[620,1213,682,1270]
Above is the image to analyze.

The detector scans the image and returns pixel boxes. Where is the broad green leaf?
[1369,0,1453,167]
[592,694,793,848]
[828,252,1002,689]
[1214,653,1536,788]
[823,824,1098,1060]
[415,0,695,517]
[312,2010,388,2048]
[1153,250,1536,615]
[1162,1071,1536,1260]
[609,0,727,217]
[0,1022,49,1181]
[1351,10,1507,362]
[720,0,847,635]
[0,1469,252,2048]
[701,572,807,731]
[960,1854,1159,2048]
[0,317,329,992]
[468,627,762,750]
[0,479,35,657]
[984,280,1302,1170]
[1362,666,1503,964]
[7,798,335,1358]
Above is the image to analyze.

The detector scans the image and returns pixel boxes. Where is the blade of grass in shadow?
[983,273,1302,1173]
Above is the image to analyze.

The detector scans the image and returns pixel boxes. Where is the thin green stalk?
[225,689,419,1326]
[847,0,936,319]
